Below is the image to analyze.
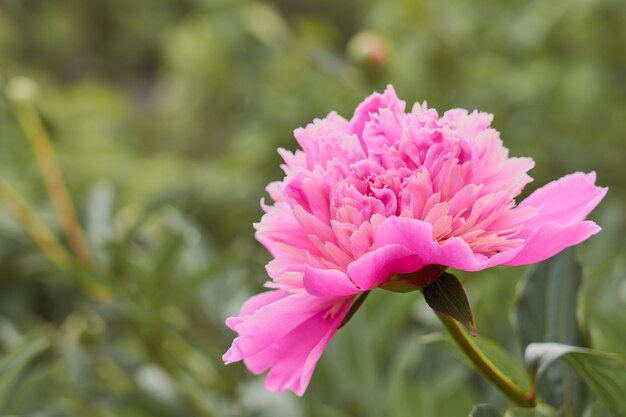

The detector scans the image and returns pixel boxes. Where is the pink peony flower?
[223,86,607,395]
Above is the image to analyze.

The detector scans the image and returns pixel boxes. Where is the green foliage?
[514,249,585,349]
[470,404,504,417]
[468,403,559,416]
[503,405,559,417]
[526,343,626,417]
[0,335,48,411]
[514,248,588,414]
[0,0,625,416]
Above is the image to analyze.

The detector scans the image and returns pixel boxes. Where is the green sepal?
[423,272,477,336]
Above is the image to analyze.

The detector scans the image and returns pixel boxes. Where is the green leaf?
[85,182,115,265]
[503,404,559,417]
[514,248,585,348]
[469,404,503,417]
[513,248,587,413]
[423,272,476,336]
[525,343,626,417]
[0,336,48,409]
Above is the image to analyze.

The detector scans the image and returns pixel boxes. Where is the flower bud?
[347,31,389,71]
[6,77,39,104]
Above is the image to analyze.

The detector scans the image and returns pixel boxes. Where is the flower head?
[223,86,606,395]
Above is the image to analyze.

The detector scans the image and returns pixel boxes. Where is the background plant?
[0,0,625,416]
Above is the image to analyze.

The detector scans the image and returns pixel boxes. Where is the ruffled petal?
[223,293,334,363]
[350,85,405,151]
[504,220,601,266]
[349,217,519,288]
[224,292,350,396]
[225,290,291,330]
[303,265,360,296]
[259,308,345,395]
[347,244,419,290]
[517,172,607,238]
[240,290,291,316]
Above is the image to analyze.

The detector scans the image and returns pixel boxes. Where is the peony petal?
[350,85,405,150]
[261,308,345,395]
[293,329,336,395]
[347,244,421,290]
[504,220,601,266]
[225,290,291,331]
[517,172,607,238]
[223,293,334,363]
[240,290,290,316]
[303,264,360,296]
[353,217,518,286]
[238,297,350,395]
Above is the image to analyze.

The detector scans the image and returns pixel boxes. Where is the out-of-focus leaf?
[525,343,626,417]
[424,273,476,336]
[469,404,502,417]
[514,249,585,348]
[85,182,114,266]
[0,336,48,409]
[385,333,427,417]
[240,380,304,417]
[513,248,587,413]
[503,404,559,416]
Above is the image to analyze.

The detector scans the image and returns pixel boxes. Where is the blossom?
[223,86,606,395]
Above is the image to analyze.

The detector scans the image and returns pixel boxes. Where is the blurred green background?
[0,0,625,416]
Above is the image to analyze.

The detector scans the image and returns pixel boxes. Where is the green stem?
[438,313,535,408]
[15,103,94,267]
[0,178,111,302]
[0,178,72,270]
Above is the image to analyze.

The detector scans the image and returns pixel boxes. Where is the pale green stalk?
[0,178,72,270]
[14,103,93,267]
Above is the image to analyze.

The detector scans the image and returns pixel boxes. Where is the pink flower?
[223,86,607,395]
